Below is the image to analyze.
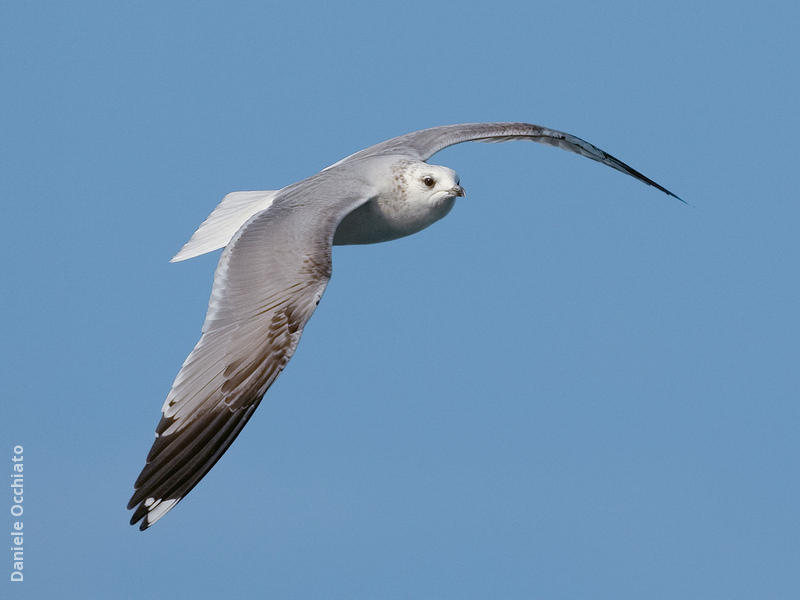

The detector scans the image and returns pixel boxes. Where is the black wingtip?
[627,167,684,204]
[666,189,687,204]
[637,176,685,204]
[129,501,147,527]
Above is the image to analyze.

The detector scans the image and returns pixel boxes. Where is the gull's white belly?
[333,195,455,245]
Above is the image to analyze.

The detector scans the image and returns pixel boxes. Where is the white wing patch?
[171,190,279,262]
[144,498,178,527]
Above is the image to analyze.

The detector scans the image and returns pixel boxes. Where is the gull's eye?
[423,176,435,188]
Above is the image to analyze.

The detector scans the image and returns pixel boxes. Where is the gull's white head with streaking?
[128,122,681,530]
[332,160,465,246]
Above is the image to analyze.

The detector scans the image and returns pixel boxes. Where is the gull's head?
[397,161,465,208]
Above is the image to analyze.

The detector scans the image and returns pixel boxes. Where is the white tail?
[171,190,279,262]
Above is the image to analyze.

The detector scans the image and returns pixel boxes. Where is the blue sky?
[2,1,798,598]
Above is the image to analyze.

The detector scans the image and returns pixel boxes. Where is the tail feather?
[171,190,278,262]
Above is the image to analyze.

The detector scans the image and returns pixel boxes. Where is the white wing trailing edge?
[171,190,279,262]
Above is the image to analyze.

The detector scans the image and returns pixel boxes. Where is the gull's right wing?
[129,171,377,529]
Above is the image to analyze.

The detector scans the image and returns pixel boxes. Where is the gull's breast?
[332,193,455,246]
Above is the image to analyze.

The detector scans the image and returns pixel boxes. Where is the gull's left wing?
[334,122,682,201]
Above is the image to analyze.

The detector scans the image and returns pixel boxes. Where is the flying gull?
[128,122,681,530]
